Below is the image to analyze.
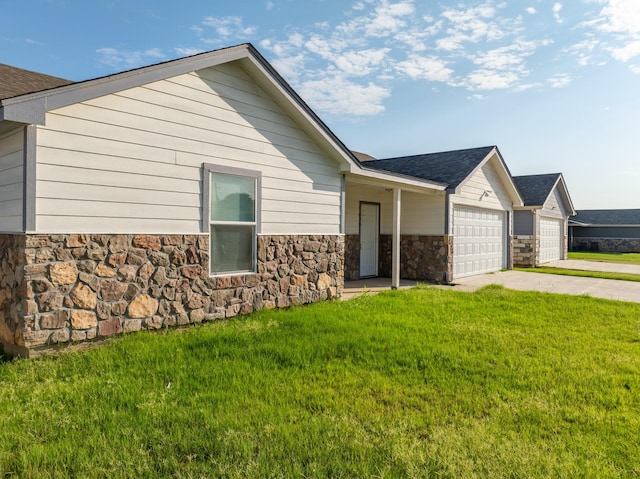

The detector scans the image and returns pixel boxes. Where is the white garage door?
[539,217,562,263]
[453,206,505,279]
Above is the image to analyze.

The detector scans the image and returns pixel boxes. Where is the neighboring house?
[0,44,447,357]
[512,173,575,267]
[569,209,640,253]
[346,146,524,281]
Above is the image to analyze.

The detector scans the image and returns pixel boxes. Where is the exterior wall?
[345,183,445,236]
[344,234,360,281]
[1,232,344,357]
[0,127,24,233]
[35,62,342,235]
[570,236,640,253]
[379,235,452,283]
[512,235,538,267]
[571,226,640,239]
[513,210,533,236]
[0,235,25,351]
[454,160,513,211]
[540,189,566,219]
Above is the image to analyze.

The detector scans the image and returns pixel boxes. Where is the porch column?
[392,188,401,289]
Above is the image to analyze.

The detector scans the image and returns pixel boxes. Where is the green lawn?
[569,251,640,265]
[2,286,640,478]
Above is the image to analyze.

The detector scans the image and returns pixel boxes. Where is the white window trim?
[202,163,262,276]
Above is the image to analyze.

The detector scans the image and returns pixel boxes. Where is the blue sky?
[2,0,640,209]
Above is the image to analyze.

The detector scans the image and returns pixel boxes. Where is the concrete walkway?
[343,260,640,303]
[545,259,640,275]
[451,264,640,304]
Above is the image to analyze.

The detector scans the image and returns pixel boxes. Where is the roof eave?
[352,166,447,192]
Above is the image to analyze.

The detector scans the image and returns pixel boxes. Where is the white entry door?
[360,203,379,278]
[539,217,562,263]
[453,206,505,279]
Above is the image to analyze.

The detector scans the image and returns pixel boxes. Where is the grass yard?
[1,285,640,478]
[569,251,640,265]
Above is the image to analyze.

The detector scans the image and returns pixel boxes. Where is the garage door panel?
[539,217,562,263]
[453,206,506,278]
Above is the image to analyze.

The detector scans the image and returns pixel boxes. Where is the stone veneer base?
[345,234,452,283]
[0,233,344,358]
[571,237,640,253]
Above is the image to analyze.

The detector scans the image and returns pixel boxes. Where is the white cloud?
[598,0,640,34]
[465,69,521,90]
[611,40,640,61]
[552,3,563,23]
[631,64,640,74]
[96,47,165,70]
[396,55,453,82]
[266,1,274,11]
[365,0,415,37]
[298,76,391,116]
[334,48,390,76]
[174,47,204,57]
[471,40,537,71]
[436,4,510,51]
[254,0,554,116]
[526,7,536,15]
[199,16,257,43]
[548,73,572,88]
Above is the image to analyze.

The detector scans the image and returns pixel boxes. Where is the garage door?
[453,206,505,278]
[539,217,562,263]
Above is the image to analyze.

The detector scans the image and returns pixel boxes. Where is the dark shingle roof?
[513,173,561,207]
[572,209,640,226]
[364,145,496,188]
[0,63,73,100]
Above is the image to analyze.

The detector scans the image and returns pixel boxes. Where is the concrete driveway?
[452,260,640,303]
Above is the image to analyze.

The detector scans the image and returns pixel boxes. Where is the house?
[512,173,575,266]
[0,43,452,357]
[346,146,524,281]
[569,209,640,252]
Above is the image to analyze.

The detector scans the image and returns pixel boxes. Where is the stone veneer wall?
[344,235,360,281]
[0,235,24,354]
[379,235,452,283]
[512,235,537,267]
[0,233,344,358]
[571,237,640,253]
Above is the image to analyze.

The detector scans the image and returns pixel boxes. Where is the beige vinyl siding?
[0,127,24,232]
[400,192,446,235]
[345,183,445,236]
[454,160,512,211]
[540,188,566,219]
[35,62,342,234]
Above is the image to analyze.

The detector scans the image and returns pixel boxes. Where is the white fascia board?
[347,167,446,193]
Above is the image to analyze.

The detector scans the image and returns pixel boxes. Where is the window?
[203,164,261,275]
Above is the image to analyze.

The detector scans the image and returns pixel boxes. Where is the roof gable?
[0,64,73,100]
[0,44,368,172]
[513,173,576,215]
[513,173,560,206]
[365,146,495,188]
[364,145,522,204]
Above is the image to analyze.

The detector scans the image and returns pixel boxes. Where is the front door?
[360,202,379,278]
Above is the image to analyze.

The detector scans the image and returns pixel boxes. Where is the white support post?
[392,188,401,289]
